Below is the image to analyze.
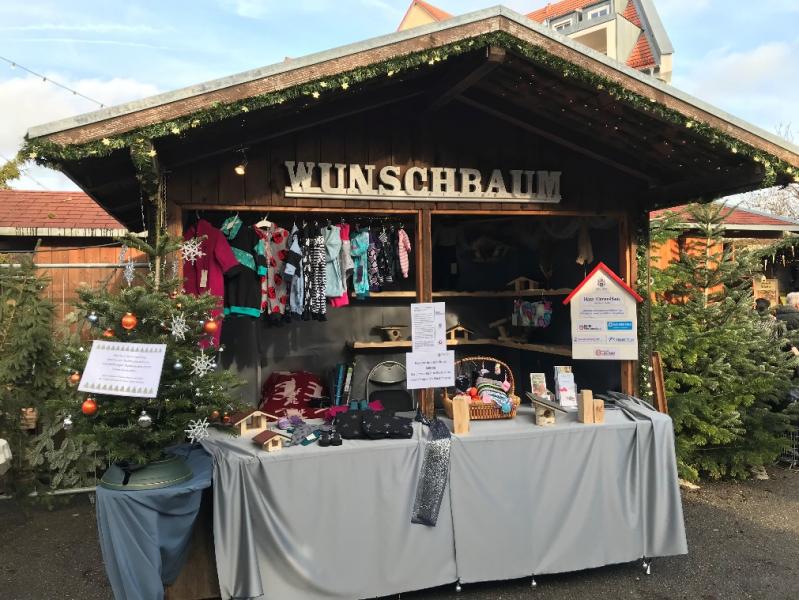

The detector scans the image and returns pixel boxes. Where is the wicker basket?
[442,356,520,420]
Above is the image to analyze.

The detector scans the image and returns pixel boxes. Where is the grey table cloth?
[201,422,457,600]
[447,405,688,583]
[202,405,687,599]
[95,447,213,600]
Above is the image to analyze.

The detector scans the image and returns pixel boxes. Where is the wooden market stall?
[24,7,799,599]
[25,10,798,411]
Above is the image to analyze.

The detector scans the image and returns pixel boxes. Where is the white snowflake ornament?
[170,312,189,341]
[181,237,206,265]
[190,350,215,378]
[185,417,210,444]
[123,260,135,287]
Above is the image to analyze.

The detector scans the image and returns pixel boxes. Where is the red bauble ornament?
[102,328,115,338]
[203,319,219,335]
[82,398,98,416]
[169,290,179,300]
[222,413,231,424]
[121,312,138,330]
[68,372,81,385]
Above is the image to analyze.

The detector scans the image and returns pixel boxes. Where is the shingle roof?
[528,0,598,22]
[0,190,125,231]
[412,0,452,21]
[627,33,656,69]
[651,205,799,228]
[621,0,642,27]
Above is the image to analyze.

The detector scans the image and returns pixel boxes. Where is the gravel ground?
[1,467,797,600]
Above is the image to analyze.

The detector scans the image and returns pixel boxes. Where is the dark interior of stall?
[184,209,622,408]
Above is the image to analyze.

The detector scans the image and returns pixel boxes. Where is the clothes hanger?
[254,213,273,229]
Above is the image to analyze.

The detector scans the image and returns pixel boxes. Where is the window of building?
[587,4,610,19]
[553,18,573,32]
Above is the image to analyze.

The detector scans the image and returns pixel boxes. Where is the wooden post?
[578,390,594,424]
[452,394,470,434]
[593,399,605,424]
[418,208,436,418]
[651,351,668,414]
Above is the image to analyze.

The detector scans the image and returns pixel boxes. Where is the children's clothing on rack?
[330,223,353,308]
[183,218,241,346]
[397,227,412,279]
[324,225,344,299]
[351,228,371,299]
[255,223,290,321]
[221,214,267,318]
[303,228,327,320]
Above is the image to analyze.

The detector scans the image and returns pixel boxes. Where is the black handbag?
[362,412,414,440]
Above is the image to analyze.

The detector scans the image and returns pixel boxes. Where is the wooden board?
[432,289,572,298]
[651,350,668,414]
[349,338,572,357]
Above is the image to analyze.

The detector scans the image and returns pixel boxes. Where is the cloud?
[9,38,174,50]
[0,75,159,190]
[675,41,799,133]
[0,23,168,34]
[218,0,331,19]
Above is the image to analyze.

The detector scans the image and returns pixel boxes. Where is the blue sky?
[1,0,797,189]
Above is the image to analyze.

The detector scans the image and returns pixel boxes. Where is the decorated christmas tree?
[650,203,796,481]
[41,233,241,467]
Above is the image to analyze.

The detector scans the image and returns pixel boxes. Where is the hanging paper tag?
[200,270,208,288]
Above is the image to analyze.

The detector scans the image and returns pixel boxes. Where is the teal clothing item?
[221,216,267,317]
[324,226,344,298]
[351,229,371,299]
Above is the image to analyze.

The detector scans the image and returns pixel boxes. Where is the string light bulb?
[234,148,248,176]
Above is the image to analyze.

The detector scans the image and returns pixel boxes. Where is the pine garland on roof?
[21,31,797,190]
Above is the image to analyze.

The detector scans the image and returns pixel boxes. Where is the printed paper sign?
[564,263,642,361]
[79,341,167,398]
[411,302,447,352]
[406,351,455,390]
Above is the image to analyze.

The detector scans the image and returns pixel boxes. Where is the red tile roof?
[621,0,642,27]
[0,190,124,231]
[651,205,799,228]
[627,33,656,69]
[528,0,598,22]
[403,0,452,23]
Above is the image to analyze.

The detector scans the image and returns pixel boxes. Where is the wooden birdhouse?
[379,326,408,342]
[227,409,271,436]
[507,277,540,292]
[253,429,284,453]
[446,324,475,342]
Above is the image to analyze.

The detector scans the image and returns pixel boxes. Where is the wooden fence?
[31,246,148,322]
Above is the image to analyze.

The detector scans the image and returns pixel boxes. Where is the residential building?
[398,0,673,82]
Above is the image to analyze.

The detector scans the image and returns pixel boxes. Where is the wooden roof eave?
[25,8,799,171]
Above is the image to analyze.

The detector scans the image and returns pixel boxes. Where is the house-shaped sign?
[563,262,643,361]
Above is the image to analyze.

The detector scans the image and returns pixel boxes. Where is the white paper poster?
[79,341,167,398]
[406,351,455,390]
[566,264,641,361]
[411,302,447,352]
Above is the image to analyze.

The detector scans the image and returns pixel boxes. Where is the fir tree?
[650,203,796,481]
[39,233,241,466]
[0,253,85,493]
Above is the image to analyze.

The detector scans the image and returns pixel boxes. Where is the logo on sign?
[594,348,618,358]
[578,322,603,332]
[597,277,607,289]
[607,321,633,331]
[608,335,636,344]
